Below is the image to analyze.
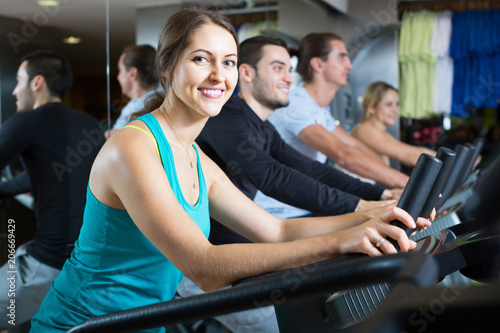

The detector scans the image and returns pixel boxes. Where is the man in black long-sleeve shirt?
[0,51,104,328]
[197,36,400,245]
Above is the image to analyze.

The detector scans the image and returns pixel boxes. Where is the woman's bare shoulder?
[89,121,164,208]
[352,122,380,139]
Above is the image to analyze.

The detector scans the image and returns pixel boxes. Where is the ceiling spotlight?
[62,36,82,44]
[36,0,61,6]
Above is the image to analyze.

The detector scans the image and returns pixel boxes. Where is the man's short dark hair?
[239,35,288,69]
[21,50,73,100]
[296,32,342,83]
[121,44,158,90]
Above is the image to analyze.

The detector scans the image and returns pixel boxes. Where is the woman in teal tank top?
[32,113,210,332]
[32,7,427,333]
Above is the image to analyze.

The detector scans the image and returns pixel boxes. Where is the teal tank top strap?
[135,113,207,210]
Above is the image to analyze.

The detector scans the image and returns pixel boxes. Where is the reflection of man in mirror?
[0,50,104,329]
[107,44,158,137]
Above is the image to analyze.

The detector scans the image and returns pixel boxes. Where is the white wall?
[136,4,181,49]
[279,0,398,43]
[135,0,399,51]
[343,0,399,41]
[279,0,340,40]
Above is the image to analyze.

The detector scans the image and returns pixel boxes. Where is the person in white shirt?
[269,33,409,189]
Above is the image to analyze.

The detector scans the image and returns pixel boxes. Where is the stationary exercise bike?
[276,145,500,332]
[357,147,500,333]
[68,150,500,333]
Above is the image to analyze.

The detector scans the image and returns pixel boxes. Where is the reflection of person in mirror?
[32,8,429,332]
[352,81,436,167]
[0,50,103,329]
[106,44,158,138]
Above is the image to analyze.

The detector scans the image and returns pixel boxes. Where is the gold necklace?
[161,106,198,190]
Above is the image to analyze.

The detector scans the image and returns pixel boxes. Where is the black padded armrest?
[69,252,438,333]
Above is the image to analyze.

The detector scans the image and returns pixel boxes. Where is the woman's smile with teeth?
[199,88,222,97]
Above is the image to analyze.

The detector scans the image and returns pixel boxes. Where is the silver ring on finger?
[376,238,386,248]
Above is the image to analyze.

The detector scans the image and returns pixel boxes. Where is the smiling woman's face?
[170,23,238,119]
[372,89,399,127]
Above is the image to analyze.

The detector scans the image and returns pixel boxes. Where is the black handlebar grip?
[388,154,442,251]
[435,144,472,210]
[453,143,476,193]
[419,147,456,219]
[470,138,485,167]
[459,138,485,187]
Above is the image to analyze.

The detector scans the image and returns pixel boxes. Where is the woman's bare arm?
[89,126,421,293]
[352,124,436,167]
